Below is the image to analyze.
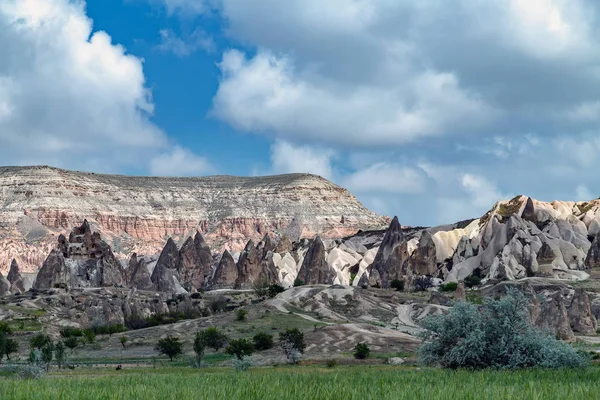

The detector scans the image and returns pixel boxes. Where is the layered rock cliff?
[0,166,388,274]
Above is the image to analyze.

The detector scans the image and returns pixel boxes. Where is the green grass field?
[2,365,600,399]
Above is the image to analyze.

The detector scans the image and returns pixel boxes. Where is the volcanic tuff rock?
[32,220,126,290]
[296,236,336,285]
[0,166,387,274]
[128,254,153,291]
[177,232,212,291]
[211,250,237,289]
[7,259,25,293]
[0,272,9,296]
[568,288,598,335]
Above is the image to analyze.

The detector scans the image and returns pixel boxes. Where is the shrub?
[198,327,228,352]
[390,279,404,291]
[232,356,253,372]
[253,332,274,351]
[0,321,12,334]
[193,332,206,363]
[439,282,458,292]
[326,359,338,368]
[120,336,128,349]
[0,331,18,361]
[280,328,305,364]
[226,338,255,360]
[155,336,183,361]
[236,308,248,322]
[293,278,305,287]
[465,275,482,288]
[354,343,370,359]
[413,276,434,292]
[41,342,54,371]
[83,329,96,344]
[54,341,66,369]
[30,334,52,350]
[64,337,78,353]
[419,289,589,370]
[59,327,83,338]
[190,292,202,299]
[268,284,285,298]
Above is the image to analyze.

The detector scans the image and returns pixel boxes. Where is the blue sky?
[2,0,600,226]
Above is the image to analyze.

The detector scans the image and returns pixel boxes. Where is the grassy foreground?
[1,365,600,400]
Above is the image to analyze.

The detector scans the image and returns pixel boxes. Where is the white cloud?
[575,184,593,201]
[150,146,212,176]
[0,0,210,173]
[461,174,508,209]
[156,28,215,57]
[213,49,493,147]
[270,140,335,179]
[343,163,425,194]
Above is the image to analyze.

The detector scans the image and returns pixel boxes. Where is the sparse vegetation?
[30,333,52,350]
[464,275,482,288]
[497,196,523,219]
[236,308,248,322]
[390,279,404,291]
[412,276,433,292]
[252,332,274,351]
[439,282,458,292]
[279,328,306,364]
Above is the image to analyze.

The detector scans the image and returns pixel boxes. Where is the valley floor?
[2,365,600,400]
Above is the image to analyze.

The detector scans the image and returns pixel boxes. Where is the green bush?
[354,343,370,360]
[293,278,304,287]
[325,359,338,368]
[225,339,255,360]
[30,334,52,350]
[83,329,96,344]
[197,327,228,352]
[0,330,18,361]
[439,282,458,292]
[59,327,83,338]
[267,284,285,298]
[465,275,482,288]
[390,280,404,291]
[419,289,589,369]
[64,337,78,352]
[155,336,183,361]
[236,308,248,322]
[280,328,305,364]
[253,332,274,351]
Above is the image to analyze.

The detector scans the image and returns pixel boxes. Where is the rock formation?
[177,232,212,291]
[406,231,437,276]
[568,288,597,335]
[538,292,575,341]
[7,259,25,293]
[33,220,125,290]
[370,217,410,288]
[0,166,387,274]
[0,272,10,296]
[151,238,185,294]
[296,236,336,285]
[454,281,466,302]
[128,254,153,291]
[585,234,600,268]
[211,251,237,289]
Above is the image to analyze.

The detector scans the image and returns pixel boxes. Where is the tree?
[390,279,404,291]
[268,284,285,298]
[155,336,183,361]
[193,332,206,363]
[199,327,228,352]
[253,332,274,351]
[354,343,370,359]
[120,336,128,349]
[41,342,54,371]
[225,339,254,360]
[0,331,18,362]
[30,333,51,350]
[279,328,306,364]
[419,289,589,369]
[83,329,96,344]
[64,337,78,354]
[293,278,305,287]
[0,321,12,334]
[54,341,66,369]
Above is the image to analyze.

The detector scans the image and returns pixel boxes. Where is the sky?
[2,0,600,226]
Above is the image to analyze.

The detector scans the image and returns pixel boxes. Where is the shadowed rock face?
[151,238,184,294]
[585,234,600,269]
[521,197,537,223]
[0,272,10,296]
[296,236,336,285]
[211,251,237,289]
[370,217,409,288]
[569,288,598,335]
[7,259,25,293]
[33,221,126,290]
[128,254,153,291]
[454,281,466,302]
[538,292,575,341]
[235,240,263,289]
[407,231,437,276]
[177,232,212,291]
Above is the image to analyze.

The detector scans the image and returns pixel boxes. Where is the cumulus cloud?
[270,140,335,179]
[0,0,209,173]
[150,146,212,176]
[343,163,425,194]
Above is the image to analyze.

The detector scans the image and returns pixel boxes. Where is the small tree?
[354,343,370,359]
[41,342,54,371]
[293,278,305,287]
[200,327,228,352]
[120,336,128,349]
[390,279,404,291]
[0,331,18,362]
[193,332,206,363]
[236,308,248,322]
[253,332,274,351]
[225,338,254,360]
[252,279,270,298]
[155,336,183,361]
[83,329,96,344]
[54,341,66,369]
[30,333,52,350]
[0,321,12,334]
[280,328,306,364]
[64,337,78,354]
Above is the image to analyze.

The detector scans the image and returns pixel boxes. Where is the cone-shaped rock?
[151,237,184,293]
[33,249,69,290]
[407,231,437,276]
[585,234,600,269]
[569,288,597,335]
[177,232,212,291]
[296,236,335,285]
[155,238,179,270]
[275,235,293,253]
[235,240,261,289]
[454,281,466,302]
[129,255,154,291]
[257,234,276,259]
[521,197,537,223]
[258,251,281,285]
[537,292,575,341]
[126,253,138,284]
[7,259,25,293]
[212,251,237,289]
[371,217,409,288]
